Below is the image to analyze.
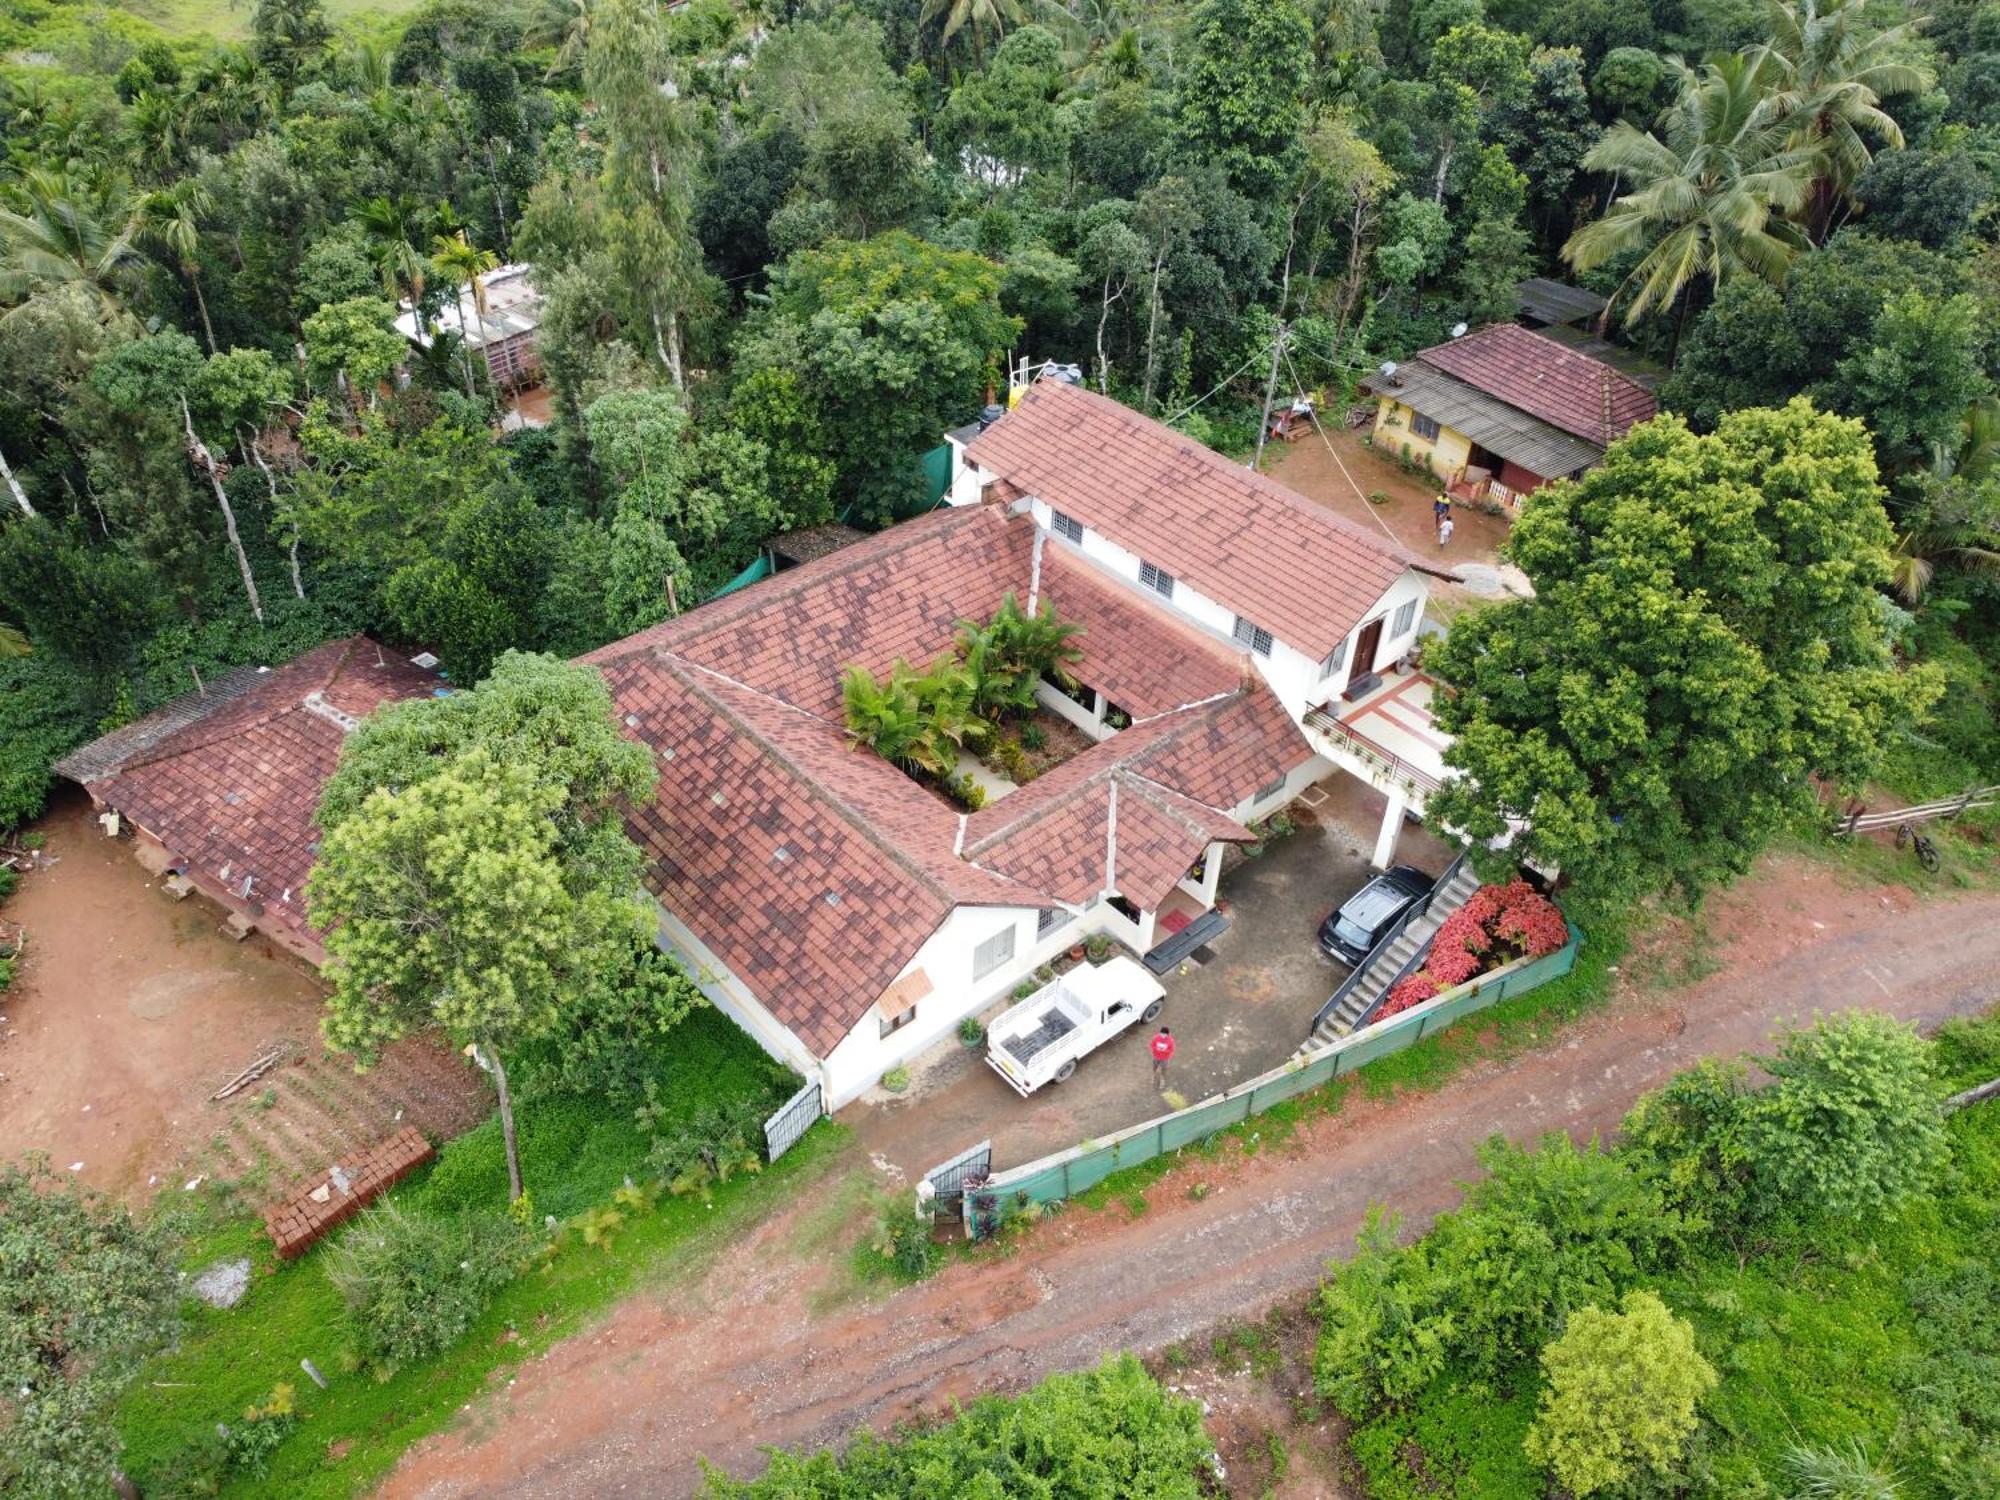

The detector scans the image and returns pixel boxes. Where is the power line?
[1280,342,1410,551]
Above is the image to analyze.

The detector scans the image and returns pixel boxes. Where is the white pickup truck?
[985,957,1168,1096]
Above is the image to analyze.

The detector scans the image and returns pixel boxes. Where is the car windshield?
[1333,914,1376,950]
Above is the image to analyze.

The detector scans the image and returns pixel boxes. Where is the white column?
[1135,909,1158,954]
[1197,842,1223,905]
[1371,787,1409,870]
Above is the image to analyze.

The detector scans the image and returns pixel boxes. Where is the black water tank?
[978,403,1005,430]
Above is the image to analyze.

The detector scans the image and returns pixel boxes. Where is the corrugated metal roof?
[1516,277,1608,327]
[53,664,270,783]
[1382,364,1604,481]
[394,264,542,352]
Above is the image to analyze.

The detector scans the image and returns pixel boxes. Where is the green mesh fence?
[970,923,1581,1228]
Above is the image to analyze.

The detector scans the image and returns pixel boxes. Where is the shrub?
[324,1202,528,1375]
[1779,1441,1902,1500]
[868,1202,936,1281]
[1380,972,1439,1017]
[702,1355,1211,1496]
[640,1092,766,1202]
[958,1016,985,1047]
[1522,1291,1716,1497]
[0,865,17,902]
[1019,722,1046,751]
[880,1065,911,1093]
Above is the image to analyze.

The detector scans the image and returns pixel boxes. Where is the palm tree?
[842,663,939,773]
[1757,0,1931,241]
[134,178,218,353]
[526,0,593,79]
[431,230,500,401]
[350,193,429,306]
[1889,399,2000,602]
[921,0,1060,62]
[0,171,146,323]
[1564,54,1817,330]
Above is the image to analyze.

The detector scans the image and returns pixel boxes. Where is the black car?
[1317,865,1434,966]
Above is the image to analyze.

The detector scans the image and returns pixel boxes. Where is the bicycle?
[1895,822,1942,873]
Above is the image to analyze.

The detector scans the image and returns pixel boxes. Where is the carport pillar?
[1371,788,1408,870]
[1135,908,1158,954]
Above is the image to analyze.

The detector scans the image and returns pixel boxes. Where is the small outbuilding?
[53,636,442,963]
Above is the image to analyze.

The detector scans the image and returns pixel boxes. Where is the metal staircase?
[1307,858,1480,1049]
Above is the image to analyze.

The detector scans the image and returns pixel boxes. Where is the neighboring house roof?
[1383,363,1606,481]
[1515,277,1608,328]
[965,381,1417,660]
[55,637,442,950]
[394,264,542,352]
[592,500,1318,1059]
[767,522,869,568]
[1413,323,1657,449]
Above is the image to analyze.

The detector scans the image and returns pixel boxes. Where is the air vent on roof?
[824,891,842,907]
[624,713,639,727]
[773,846,791,864]
[224,791,240,805]
[710,791,726,807]
[660,746,675,762]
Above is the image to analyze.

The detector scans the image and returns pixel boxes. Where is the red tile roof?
[964,381,1417,660]
[1037,547,1243,718]
[1415,323,1656,448]
[596,502,1325,1059]
[63,637,441,954]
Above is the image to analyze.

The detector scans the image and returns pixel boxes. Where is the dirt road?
[381,865,2000,1500]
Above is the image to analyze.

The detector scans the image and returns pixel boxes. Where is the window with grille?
[1051,509,1084,543]
[973,925,1016,981]
[1233,616,1274,657]
[1410,412,1442,441]
[1320,639,1348,679]
[1139,561,1175,598]
[1255,769,1289,803]
[1037,907,1065,937]
[1392,599,1419,637]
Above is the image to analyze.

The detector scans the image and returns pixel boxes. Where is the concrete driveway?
[848,796,1453,1183]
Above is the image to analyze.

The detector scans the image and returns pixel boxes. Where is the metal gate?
[763,1078,822,1163]
[922,1139,992,1226]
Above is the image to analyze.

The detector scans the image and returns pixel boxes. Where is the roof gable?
[1414,323,1656,448]
[964,381,1414,659]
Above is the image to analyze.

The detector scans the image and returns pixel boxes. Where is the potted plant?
[1067,939,1087,962]
[1084,933,1112,964]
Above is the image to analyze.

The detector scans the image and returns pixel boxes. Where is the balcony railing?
[1304,708,1442,797]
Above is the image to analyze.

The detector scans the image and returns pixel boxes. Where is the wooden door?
[1348,616,1385,689]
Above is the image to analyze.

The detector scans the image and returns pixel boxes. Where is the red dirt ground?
[0,789,488,1206]
[377,853,2000,1500]
[1266,423,1511,569]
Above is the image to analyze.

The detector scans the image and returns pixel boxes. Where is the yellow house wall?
[1371,398,1472,480]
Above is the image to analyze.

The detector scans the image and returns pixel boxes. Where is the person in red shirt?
[1150,1026,1175,1089]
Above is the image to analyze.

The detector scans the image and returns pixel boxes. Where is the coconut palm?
[431,230,500,400]
[526,0,594,79]
[350,193,429,305]
[1889,399,2000,602]
[0,171,146,323]
[133,178,218,352]
[921,0,1065,62]
[1564,53,1817,329]
[1758,0,1931,240]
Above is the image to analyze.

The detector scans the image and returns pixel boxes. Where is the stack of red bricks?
[263,1125,435,1260]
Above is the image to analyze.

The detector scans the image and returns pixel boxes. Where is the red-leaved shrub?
[1375,878,1569,1016]
[1380,972,1439,1017]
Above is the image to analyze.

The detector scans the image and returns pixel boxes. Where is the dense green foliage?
[1430,401,1937,917]
[322,1201,529,1374]
[0,1159,181,1498]
[1320,1009,2000,1499]
[700,1353,1215,1497]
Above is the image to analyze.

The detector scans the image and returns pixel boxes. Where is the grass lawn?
[115,1007,829,1500]
[111,0,424,40]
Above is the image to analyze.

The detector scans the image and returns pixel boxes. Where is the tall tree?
[585,0,712,388]
[132,179,217,353]
[310,652,658,1204]
[431,230,500,401]
[1564,54,1816,329]
[1757,0,1931,242]
[1172,0,1314,204]
[0,171,146,324]
[1428,400,1937,916]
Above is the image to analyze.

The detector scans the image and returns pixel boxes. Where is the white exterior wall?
[653,905,820,1080]
[1308,571,1431,707]
[820,902,1091,1108]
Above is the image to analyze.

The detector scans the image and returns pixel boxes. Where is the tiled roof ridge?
[1415,323,1654,446]
[1019,382,1417,570]
[1118,770,1240,839]
[105,635,362,778]
[584,505,1006,669]
[660,651,1043,911]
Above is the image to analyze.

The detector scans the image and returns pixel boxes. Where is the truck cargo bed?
[1001,1009,1076,1065]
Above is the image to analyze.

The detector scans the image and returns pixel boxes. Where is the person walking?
[1150,1026,1175,1089]
[1433,495,1450,524]
[1437,512,1454,548]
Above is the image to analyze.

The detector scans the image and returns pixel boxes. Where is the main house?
[596,379,1453,1108]
[1367,323,1656,508]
